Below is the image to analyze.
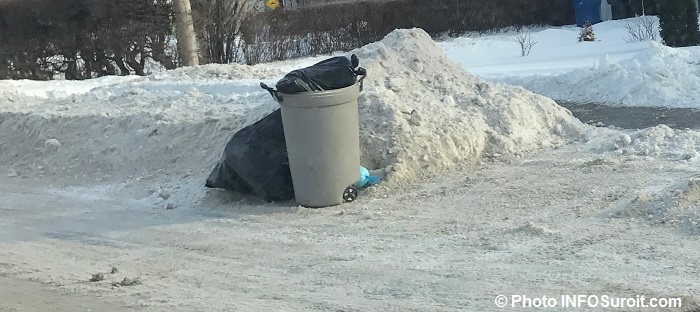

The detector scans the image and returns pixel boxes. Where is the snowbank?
[347,29,586,186]
[0,75,144,99]
[3,26,698,204]
[439,16,700,109]
[0,28,589,194]
[582,125,700,162]
[498,41,700,108]
[439,17,658,79]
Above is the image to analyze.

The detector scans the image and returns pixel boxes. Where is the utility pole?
[173,0,199,66]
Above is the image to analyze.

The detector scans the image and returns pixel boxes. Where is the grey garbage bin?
[276,83,362,208]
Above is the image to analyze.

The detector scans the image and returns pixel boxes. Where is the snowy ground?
[440,16,700,109]
[1,146,700,311]
[1,18,700,311]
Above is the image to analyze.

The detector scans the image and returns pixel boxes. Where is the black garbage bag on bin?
[206,54,366,202]
[274,54,366,94]
[205,109,294,202]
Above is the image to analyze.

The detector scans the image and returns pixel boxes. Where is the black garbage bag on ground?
[206,54,367,202]
[205,109,294,202]
[274,54,366,94]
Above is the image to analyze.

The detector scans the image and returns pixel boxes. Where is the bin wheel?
[343,186,358,203]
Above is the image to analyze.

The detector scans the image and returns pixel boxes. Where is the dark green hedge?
[658,0,700,47]
[0,0,176,80]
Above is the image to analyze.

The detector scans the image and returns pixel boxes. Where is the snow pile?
[0,67,286,188]
[348,29,588,186]
[583,125,700,161]
[610,174,700,234]
[0,72,288,124]
[0,28,590,195]
[0,87,24,105]
[497,41,700,108]
[668,177,700,234]
[662,175,700,234]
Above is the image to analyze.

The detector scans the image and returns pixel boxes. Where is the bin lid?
[277,83,360,108]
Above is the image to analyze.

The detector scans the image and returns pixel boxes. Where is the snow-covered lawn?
[440,16,700,108]
[0,18,699,311]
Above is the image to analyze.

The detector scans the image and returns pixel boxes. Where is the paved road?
[2,103,698,311]
[0,180,155,312]
[557,101,700,130]
[0,277,134,312]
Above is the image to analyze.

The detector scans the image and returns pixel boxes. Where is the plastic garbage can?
[276,83,361,208]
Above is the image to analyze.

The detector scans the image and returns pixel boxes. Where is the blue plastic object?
[354,166,380,188]
[572,0,602,27]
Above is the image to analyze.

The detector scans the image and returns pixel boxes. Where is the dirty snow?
[583,125,700,161]
[1,147,700,311]
[347,29,587,187]
[0,29,589,193]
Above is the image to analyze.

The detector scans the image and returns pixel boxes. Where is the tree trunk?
[173,0,199,66]
[110,54,131,76]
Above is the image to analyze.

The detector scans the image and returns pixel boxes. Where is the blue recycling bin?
[573,0,602,27]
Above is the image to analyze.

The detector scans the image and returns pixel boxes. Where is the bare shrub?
[624,15,657,42]
[241,3,375,65]
[514,29,537,56]
[240,0,575,64]
[191,0,262,64]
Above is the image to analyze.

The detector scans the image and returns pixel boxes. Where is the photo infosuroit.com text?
[494,294,684,309]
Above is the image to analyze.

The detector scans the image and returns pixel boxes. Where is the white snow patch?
[498,41,700,108]
[0,75,144,99]
[583,125,700,161]
[439,16,700,109]
[44,139,61,148]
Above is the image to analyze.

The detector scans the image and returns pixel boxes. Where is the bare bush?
[514,29,537,56]
[241,4,373,65]
[191,0,262,64]
[624,15,657,42]
[240,0,575,64]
